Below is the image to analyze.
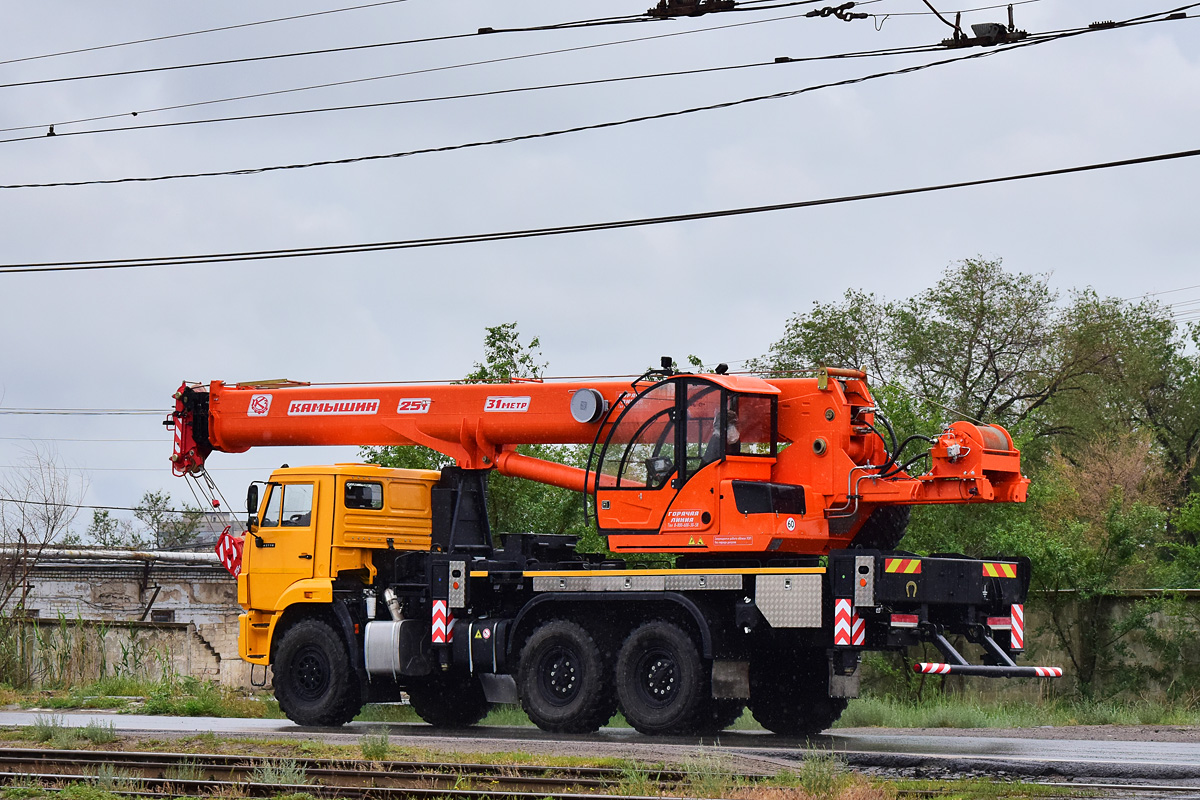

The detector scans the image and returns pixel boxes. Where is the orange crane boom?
[168,365,1027,555]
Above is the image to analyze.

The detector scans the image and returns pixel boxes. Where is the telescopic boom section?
[169,378,632,479]
[167,368,1029,554]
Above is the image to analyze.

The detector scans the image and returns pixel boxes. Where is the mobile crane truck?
[167,362,1061,735]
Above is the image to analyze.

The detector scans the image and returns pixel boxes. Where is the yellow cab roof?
[269,463,442,481]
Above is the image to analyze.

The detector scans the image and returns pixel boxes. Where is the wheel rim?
[536,645,581,706]
[293,644,331,701]
[632,646,678,709]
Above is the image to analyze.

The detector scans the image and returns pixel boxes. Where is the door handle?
[299,553,313,560]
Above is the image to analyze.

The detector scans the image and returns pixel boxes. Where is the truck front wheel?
[518,619,616,733]
[273,618,363,726]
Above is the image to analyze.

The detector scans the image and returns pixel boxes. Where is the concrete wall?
[4,556,249,687]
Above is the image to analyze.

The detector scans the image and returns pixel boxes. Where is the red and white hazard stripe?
[915,663,953,674]
[834,599,865,646]
[834,599,853,646]
[1034,666,1062,677]
[1010,603,1024,650]
[431,600,455,644]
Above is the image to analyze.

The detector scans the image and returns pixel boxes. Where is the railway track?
[5,747,1193,799]
[0,747,748,799]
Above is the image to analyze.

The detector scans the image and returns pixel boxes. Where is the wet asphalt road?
[2,710,1199,783]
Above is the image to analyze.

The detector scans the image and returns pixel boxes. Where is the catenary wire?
[0,7,854,136]
[0,437,165,442]
[0,0,846,93]
[0,495,230,515]
[1,16,1166,191]
[0,1,414,67]
[7,7,1192,190]
[0,144,1197,274]
[0,39,952,144]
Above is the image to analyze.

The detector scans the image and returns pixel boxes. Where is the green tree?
[134,490,205,550]
[83,509,146,549]
[363,322,600,545]
[751,258,1115,440]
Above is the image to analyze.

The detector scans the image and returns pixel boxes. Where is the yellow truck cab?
[238,464,440,665]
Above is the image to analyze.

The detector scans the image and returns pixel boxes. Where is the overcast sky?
[1,0,1197,533]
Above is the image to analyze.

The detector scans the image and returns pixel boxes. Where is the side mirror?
[246,484,259,531]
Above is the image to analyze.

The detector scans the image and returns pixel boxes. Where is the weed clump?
[359,730,390,761]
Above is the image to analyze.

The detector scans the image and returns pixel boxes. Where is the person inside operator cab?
[702,396,740,465]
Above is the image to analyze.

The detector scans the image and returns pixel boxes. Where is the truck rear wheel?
[748,646,846,736]
[518,619,615,733]
[273,618,363,726]
[615,620,706,735]
[693,698,746,734]
[406,674,491,728]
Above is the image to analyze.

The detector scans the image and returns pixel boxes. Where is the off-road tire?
[748,645,847,736]
[406,674,491,728]
[692,697,747,735]
[518,620,616,733]
[615,620,707,736]
[273,618,362,726]
[851,505,911,550]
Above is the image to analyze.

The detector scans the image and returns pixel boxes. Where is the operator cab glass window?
[597,380,779,493]
[599,382,676,489]
[685,382,722,479]
[260,486,282,528]
[345,481,383,510]
[729,394,775,457]
[280,484,314,527]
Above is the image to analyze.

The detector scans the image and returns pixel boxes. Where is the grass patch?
[838,695,1200,729]
[30,714,65,742]
[143,676,281,718]
[359,729,390,760]
[94,764,139,792]
[81,720,117,744]
[164,758,204,781]
[892,778,1081,800]
[249,758,308,786]
[352,704,421,723]
[58,787,124,800]
[3,789,48,800]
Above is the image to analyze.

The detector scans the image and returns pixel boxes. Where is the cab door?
[244,481,317,611]
[594,378,722,534]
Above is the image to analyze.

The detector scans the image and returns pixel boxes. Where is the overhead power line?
[0,40,953,145]
[0,0,844,93]
[0,408,164,415]
[0,24,1123,191]
[0,1,413,67]
[0,437,165,442]
[0,495,212,515]
[0,8,825,136]
[7,7,1192,191]
[1,144,1197,275]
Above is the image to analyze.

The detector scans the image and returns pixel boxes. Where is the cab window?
[280,484,314,527]
[260,486,282,528]
[729,394,775,457]
[345,481,383,510]
[599,382,676,489]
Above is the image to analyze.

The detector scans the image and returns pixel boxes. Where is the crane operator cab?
[594,374,793,555]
